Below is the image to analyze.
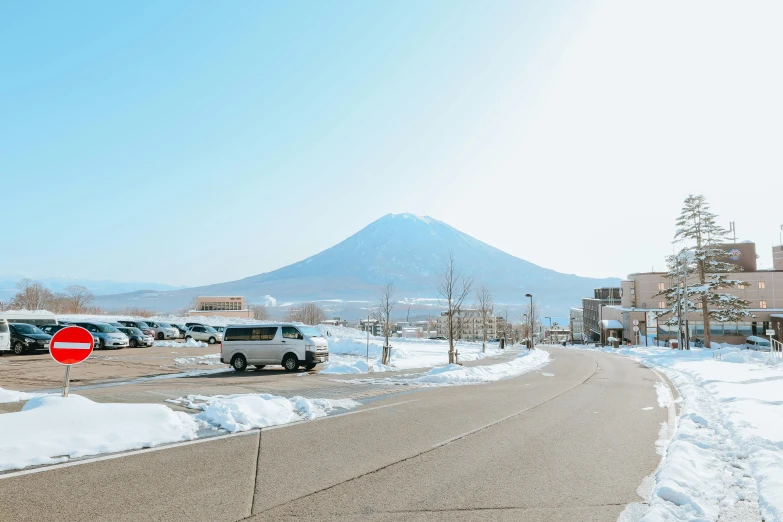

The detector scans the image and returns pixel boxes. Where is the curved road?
[0,348,670,522]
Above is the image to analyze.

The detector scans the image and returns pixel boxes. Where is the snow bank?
[0,387,39,404]
[410,349,550,385]
[319,354,395,374]
[153,338,208,348]
[577,344,783,521]
[0,395,199,471]
[174,353,222,366]
[167,393,359,433]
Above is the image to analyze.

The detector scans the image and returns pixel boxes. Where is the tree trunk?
[699,259,711,348]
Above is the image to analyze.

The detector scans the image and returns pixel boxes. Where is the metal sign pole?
[62,365,72,397]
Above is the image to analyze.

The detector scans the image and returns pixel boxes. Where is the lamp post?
[525,293,533,348]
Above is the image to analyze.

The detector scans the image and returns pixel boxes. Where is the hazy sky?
[2,1,780,286]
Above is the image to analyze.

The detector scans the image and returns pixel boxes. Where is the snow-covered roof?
[771,314,783,319]
[600,319,623,330]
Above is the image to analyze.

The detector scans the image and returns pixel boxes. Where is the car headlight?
[24,337,36,343]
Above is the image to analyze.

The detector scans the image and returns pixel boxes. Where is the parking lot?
[0,341,226,395]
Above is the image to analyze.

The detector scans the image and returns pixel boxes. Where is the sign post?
[49,326,94,397]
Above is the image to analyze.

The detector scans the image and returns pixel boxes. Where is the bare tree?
[372,282,395,365]
[10,279,54,310]
[436,251,474,364]
[250,304,270,321]
[62,285,94,314]
[0,300,8,312]
[286,302,326,325]
[474,286,494,353]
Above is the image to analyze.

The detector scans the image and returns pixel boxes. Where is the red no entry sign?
[50,326,94,365]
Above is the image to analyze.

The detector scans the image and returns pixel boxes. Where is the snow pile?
[322,334,503,373]
[411,349,550,385]
[0,387,39,404]
[174,353,222,366]
[319,354,395,374]
[154,338,207,348]
[578,344,783,521]
[167,393,359,433]
[0,395,199,471]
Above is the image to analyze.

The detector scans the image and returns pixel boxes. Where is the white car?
[0,319,10,353]
[745,336,771,351]
[185,325,223,344]
[144,321,180,340]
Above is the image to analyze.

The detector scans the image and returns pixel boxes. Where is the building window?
[760,301,767,309]
[657,283,665,291]
[658,301,665,309]
[697,302,703,309]
[759,281,766,289]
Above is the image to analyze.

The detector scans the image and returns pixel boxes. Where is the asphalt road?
[0,347,670,522]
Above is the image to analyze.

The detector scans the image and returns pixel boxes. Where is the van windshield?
[297,326,322,338]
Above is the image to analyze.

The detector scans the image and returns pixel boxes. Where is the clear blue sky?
[2,1,780,286]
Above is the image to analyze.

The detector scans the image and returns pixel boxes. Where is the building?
[320,317,348,327]
[357,319,383,336]
[436,309,498,341]
[582,288,622,343]
[569,308,584,343]
[188,296,252,318]
[582,242,783,345]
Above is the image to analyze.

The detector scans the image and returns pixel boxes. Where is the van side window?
[225,327,251,341]
[251,327,277,341]
[282,327,303,340]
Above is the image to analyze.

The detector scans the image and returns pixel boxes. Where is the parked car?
[142,321,179,340]
[39,324,100,350]
[71,322,128,350]
[117,327,154,348]
[0,319,10,354]
[745,336,771,351]
[8,323,52,355]
[220,323,329,372]
[185,325,223,344]
[117,320,155,337]
[171,324,187,338]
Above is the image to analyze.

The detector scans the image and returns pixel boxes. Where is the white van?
[745,336,771,351]
[0,310,58,327]
[0,319,10,354]
[221,323,329,372]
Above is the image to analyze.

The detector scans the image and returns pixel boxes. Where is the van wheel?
[208,337,216,344]
[13,341,25,355]
[282,354,299,372]
[254,365,266,371]
[231,354,247,372]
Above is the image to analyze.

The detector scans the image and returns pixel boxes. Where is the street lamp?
[525,293,533,348]
[544,316,551,343]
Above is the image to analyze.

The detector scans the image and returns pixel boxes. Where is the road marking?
[0,398,418,480]
[52,342,92,350]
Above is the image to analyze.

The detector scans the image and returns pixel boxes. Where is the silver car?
[73,322,129,350]
[144,321,180,341]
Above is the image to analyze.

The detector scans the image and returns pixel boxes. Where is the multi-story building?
[569,308,584,343]
[436,309,498,341]
[188,296,252,318]
[582,288,622,343]
[357,319,383,336]
[581,242,783,345]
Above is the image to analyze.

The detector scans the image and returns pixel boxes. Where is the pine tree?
[657,195,753,348]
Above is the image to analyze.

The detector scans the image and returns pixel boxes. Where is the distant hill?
[92,213,619,318]
[0,276,182,301]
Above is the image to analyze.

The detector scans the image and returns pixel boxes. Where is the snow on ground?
[166,393,359,432]
[0,387,39,404]
[318,354,395,374]
[337,348,550,387]
[154,338,207,348]
[317,325,504,374]
[173,353,222,366]
[0,395,199,471]
[580,344,783,522]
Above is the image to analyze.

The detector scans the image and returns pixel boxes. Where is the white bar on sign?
[53,342,92,350]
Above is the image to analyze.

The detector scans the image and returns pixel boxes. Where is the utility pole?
[366,313,370,365]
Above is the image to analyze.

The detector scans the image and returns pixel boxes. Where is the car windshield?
[297,326,322,338]
[128,328,143,336]
[97,324,119,333]
[13,324,44,335]
[159,323,172,328]
[136,322,150,328]
[204,326,217,333]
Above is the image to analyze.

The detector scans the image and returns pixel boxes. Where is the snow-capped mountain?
[93,213,620,318]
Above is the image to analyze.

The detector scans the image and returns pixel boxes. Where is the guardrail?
[772,338,783,358]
